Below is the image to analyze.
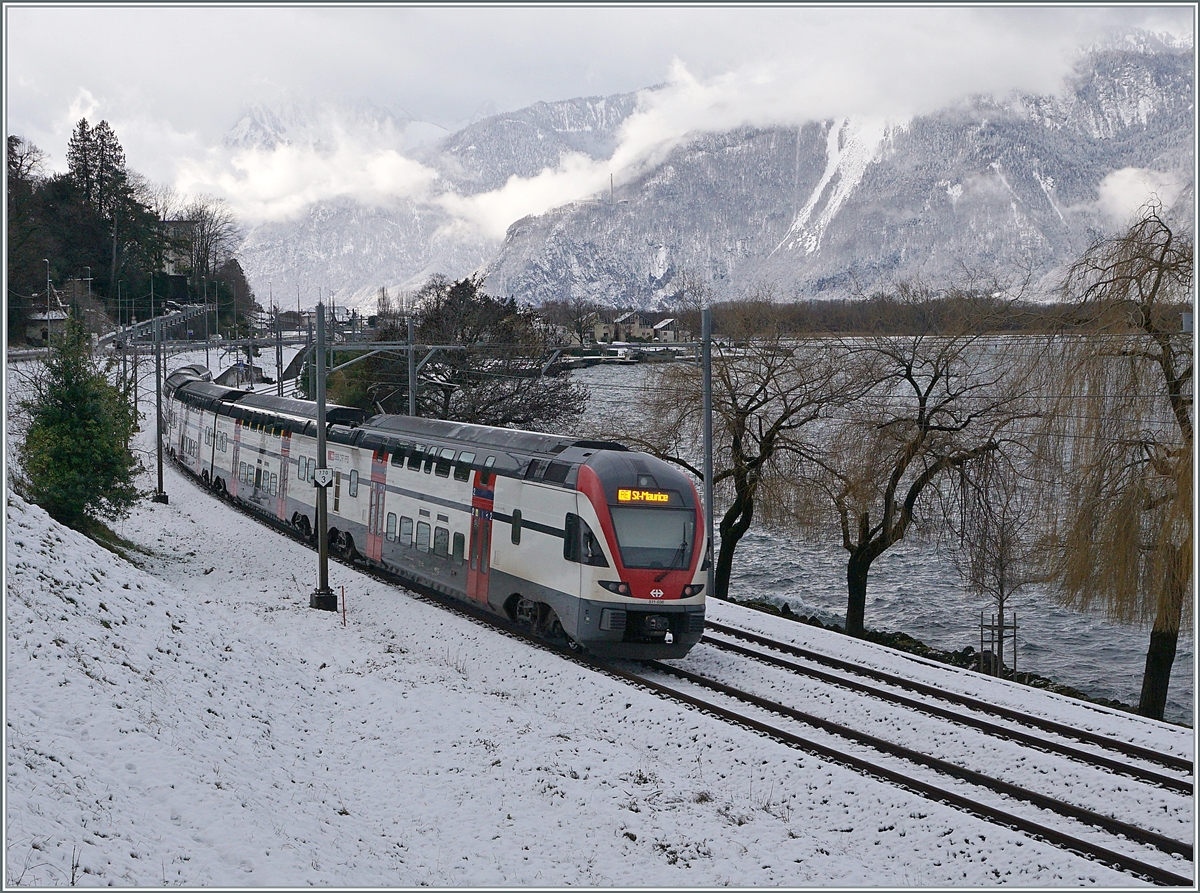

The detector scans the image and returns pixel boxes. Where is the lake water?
[570,362,1195,727]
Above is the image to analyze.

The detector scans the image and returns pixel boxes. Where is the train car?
[165,366,707,659]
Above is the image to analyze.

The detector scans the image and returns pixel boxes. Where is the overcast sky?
[5,4,1194,232]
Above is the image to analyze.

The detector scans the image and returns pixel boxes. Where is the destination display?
[617,488,671,504]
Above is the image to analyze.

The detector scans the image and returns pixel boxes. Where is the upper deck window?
[454,452,476,482]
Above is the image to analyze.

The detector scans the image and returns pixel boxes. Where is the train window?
[386,513,397,542]
[543,461,572,484]
[433,527,449,557]
[255,468,263,490]
[452,532,465,563]
[454,452,475,481]
[525,459,543,480]
[399,516,413,547]
[271,473,278,495]
[220,432,228,452]
[511,510,522,545]
[563,513,609,567]
[435,449,453,477]
[423,452,435,474]
[415,521,431,553]
[407,446,423,470]
[333,472,341,513]
[205,428,211,445]
[348,469,359,497]
[391,445,406,466]
[481,456,496,486]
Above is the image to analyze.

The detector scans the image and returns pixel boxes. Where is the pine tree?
[18,316,142,530]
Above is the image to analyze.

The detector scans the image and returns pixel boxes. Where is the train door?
[276,429,291,522]
[466,467,495,603]
[207,414,220,485]
[178,404,189,458]
[230,420,242,499]
[365,449,387,562]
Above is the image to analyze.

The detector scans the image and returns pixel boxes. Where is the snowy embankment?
[6,453,1191,886]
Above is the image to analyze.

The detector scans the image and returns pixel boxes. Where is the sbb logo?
[650,589,665,598]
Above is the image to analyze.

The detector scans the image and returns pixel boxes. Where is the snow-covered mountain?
[481,42,1194,306]
[233,35,1192,311]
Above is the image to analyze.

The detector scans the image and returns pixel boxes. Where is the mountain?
[480,42,1194,306]
[233,36,1193,311]
[234,94,642,310]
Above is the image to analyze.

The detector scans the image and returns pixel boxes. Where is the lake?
[571,361,1194,726]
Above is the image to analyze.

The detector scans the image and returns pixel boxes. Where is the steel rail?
[646,660,1193,861]
[700,632,1192,794]
[706,619,1193,775]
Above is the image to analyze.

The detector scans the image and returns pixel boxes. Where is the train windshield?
[609,507,694,570]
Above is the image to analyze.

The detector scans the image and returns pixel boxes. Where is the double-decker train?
[164,365,707,659]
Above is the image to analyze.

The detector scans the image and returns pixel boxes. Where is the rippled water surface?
[572,363,1194,726]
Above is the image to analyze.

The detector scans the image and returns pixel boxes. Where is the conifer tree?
[18,316,142,530]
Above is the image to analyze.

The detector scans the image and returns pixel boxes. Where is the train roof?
[358,414,626,458]
[169,366,368,427]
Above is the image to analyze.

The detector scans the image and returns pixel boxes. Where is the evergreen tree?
[18,316,142,530]
[65,119,96,208]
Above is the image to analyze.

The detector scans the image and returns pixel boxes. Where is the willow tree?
[1042,206,1192,720]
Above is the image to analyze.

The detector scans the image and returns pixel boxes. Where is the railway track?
[623,656,1193,885]
[172,458,1195,886]
[705,619,1194,779]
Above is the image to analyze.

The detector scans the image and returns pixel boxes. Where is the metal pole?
[117,279,124,383]
[204,277,209,369]
[407,315,416,416]
[311,301,336,610]
[43,259,50,345]
[152,318,168,504]
[701,306,715,600]
[276,310,283,397]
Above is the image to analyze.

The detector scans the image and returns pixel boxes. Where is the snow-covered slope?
[5,349,1193,886]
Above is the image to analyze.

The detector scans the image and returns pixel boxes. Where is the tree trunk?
[846,551,870,637]
[713,487,755,600]
[1138,546,1186,720]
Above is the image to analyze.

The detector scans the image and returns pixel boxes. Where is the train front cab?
[569,450,706,659]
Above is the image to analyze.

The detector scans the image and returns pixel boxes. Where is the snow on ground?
[4,349,1193,886]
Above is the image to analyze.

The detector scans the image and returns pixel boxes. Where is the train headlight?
[682,584,704,597]
[599,580,630,595]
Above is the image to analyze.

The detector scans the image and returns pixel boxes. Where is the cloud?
[176,143,440,223]
[1094,168,1188,227]
[15,6,1185,240]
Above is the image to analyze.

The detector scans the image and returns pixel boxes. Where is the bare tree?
[541,294,600,349]
[134,175,182,223]
[184,194,242,284]
[945,450,1042,675]
[1041,204,1192,720]
[777,287,1041,637]
[603,284,854,600]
